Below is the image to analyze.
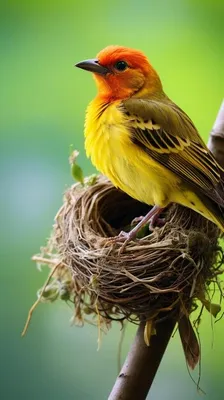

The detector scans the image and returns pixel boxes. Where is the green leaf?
[71,163,84,185]
[86,174,97,186]
[69,149,84,185]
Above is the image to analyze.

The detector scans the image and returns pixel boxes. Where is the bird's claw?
[131,215,165,230]
[106,230,134,254]
[131,216,144,226]
[106,208,166,254]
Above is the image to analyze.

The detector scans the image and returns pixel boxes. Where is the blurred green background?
[1,0,224,399]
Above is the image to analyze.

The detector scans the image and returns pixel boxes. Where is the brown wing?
[121,98,224,206]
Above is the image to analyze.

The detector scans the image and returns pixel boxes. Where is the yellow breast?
[84,97,180,207]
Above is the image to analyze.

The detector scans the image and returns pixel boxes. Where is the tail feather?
[199,193,224,232]
[214,205,224,232]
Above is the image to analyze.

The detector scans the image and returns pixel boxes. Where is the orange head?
[75,45,163,101]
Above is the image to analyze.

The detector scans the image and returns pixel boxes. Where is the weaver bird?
[76,45,224,244]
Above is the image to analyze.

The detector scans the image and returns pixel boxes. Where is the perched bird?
[76,45,224,244]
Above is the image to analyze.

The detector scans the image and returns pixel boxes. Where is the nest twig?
[28,175,223,331]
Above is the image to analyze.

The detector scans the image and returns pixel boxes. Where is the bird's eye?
[114,61,128,71]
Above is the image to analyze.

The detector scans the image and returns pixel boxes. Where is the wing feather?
[121,98,224,206]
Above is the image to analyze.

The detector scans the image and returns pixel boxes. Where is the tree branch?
[108,319,176,400]
[108,100,224,400]
[207,100,224,167]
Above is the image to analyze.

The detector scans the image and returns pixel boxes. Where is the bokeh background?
[1,0,224,399]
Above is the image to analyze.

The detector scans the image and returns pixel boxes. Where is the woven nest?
[34,175,223,329]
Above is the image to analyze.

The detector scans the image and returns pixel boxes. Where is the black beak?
[75,58,109,75]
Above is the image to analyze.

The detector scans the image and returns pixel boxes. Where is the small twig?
[31,255,61,266]
[21,262,60,336]
[108,100,224,400]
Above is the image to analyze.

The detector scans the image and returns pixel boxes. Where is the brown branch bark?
[108,319,175,400]
[108,100,224,400]
[208,100,224,167]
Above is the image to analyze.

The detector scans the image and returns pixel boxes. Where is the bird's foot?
[106,230,137,254]
[107,206,165,254]
[131,215,165,230]
[131,216,144,226]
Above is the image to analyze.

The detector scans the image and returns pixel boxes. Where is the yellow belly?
[84,99,180,207]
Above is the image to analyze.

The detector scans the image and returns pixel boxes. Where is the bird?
[75,45,224,245]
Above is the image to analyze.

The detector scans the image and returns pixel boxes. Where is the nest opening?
[34,176,223,328]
